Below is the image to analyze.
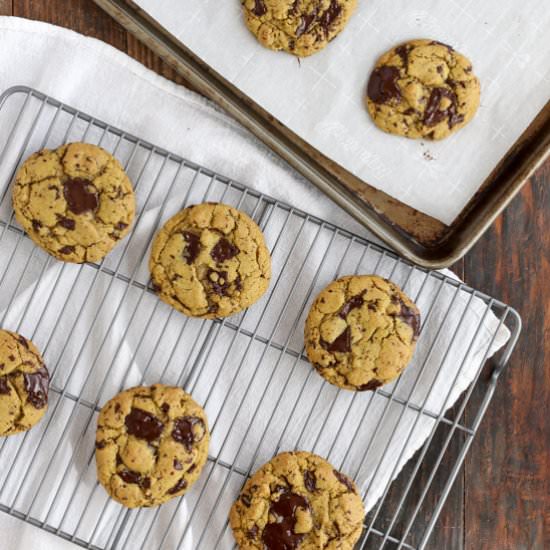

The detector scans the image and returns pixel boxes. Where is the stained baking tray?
[92,0,550,269]
[0,86,521,549]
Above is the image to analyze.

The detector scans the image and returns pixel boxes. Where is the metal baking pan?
[93,0,550,269]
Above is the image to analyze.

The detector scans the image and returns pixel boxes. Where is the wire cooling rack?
[0,86,520,550]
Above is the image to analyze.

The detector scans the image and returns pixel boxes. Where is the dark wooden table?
[2,1,548,549]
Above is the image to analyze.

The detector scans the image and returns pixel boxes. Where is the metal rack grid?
[0,86,521,550]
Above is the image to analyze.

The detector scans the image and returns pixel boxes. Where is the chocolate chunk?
[395,45,410,66]
[63,178,99,215]
[296,10,317,37]
[187,463,197,474]
[17,335,29,349]
[182,231,201,264]
[248,525,259,540]
[23,367,49,409]
[124,408,164,442]
[262,491,309,550]
[95,440,106,450]
[32,219,42,232]
[118,470,141,485]
[319,0,342,34]
[358,380,382,392]
[57,216,76,230]
[241,494,252,507]
[59,245,75,255]
[252,0,267,16]
[141,477,151,490]
[167,477,187,495]
[423,87,464,129]
[322,326,351,353]
[161,403,170,414]
[333,470,354,491]
[338,291,365,319]
[210,237,239,263]
[367,66,401,104]
[207,269,231,296]
[115,222,128,231]
[392,300,421,340]
[172,416,205,451]
[304,470,316,492]
[173,459,183,471]
[0,377,10,395]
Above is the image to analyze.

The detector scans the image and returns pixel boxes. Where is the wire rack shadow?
[0,86,521,550]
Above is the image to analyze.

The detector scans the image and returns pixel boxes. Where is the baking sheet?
[133,0,550,225]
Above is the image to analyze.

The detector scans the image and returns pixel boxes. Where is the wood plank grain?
[14,0,125,48]
[464,163,550,550]
[0,0,12,15]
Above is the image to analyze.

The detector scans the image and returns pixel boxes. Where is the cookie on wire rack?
[95,384,209,508]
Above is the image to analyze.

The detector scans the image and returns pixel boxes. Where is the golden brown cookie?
[149,203,271,319]
[0,329,49,436]
[366,39,480,140]
[241,0,358,57]
[95,385,209,508]
[230,451,365,549]
[304,275,420,391]
[13,142,135,263]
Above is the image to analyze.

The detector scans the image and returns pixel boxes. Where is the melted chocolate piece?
[23,367,49,409]
[32,219,42,232]
[296,10,317,37]
[57,216,76,230]
[423,87,464,129]
[322,326,351,353]
[182,231,201,264]
[319,0,342,34]
[141,477,151,490]
[358,380,382,392]
[262,491,309,550]
[17,335,29,349]
[172,416,204,451]
[241,494,252,507]
[167,477,188,495]
[116,221,128,231]
[161,402,170,414]
[210,237,239,263]
[119,470,141,484]
[338,292,365,319]
[395,45,410,66]
[59,245,75,255]
[173,459,183,471]
[333,470,354,491]
[367,66,401,104]
[63,178,99,215]
[252,0,267,16]
[394,301,421,340]
[124,408,164,442]
[0,377,10,395]
[303,470,316,492]
[207,269,230,296]
[95,440,106,450]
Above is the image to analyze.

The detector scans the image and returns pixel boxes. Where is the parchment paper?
[134,0,550,224]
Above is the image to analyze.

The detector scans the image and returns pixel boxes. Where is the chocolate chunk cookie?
[149,203,271,319]
[96,384,209,508]
[13,142,135,263]
[241,0,358,57]
[304,275,420,391]
[366,39,480,140]
[230,451,365,549]
[0,329,49,436]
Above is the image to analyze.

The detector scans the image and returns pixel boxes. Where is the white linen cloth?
[136,0,550,224]
[0,17,511,550]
